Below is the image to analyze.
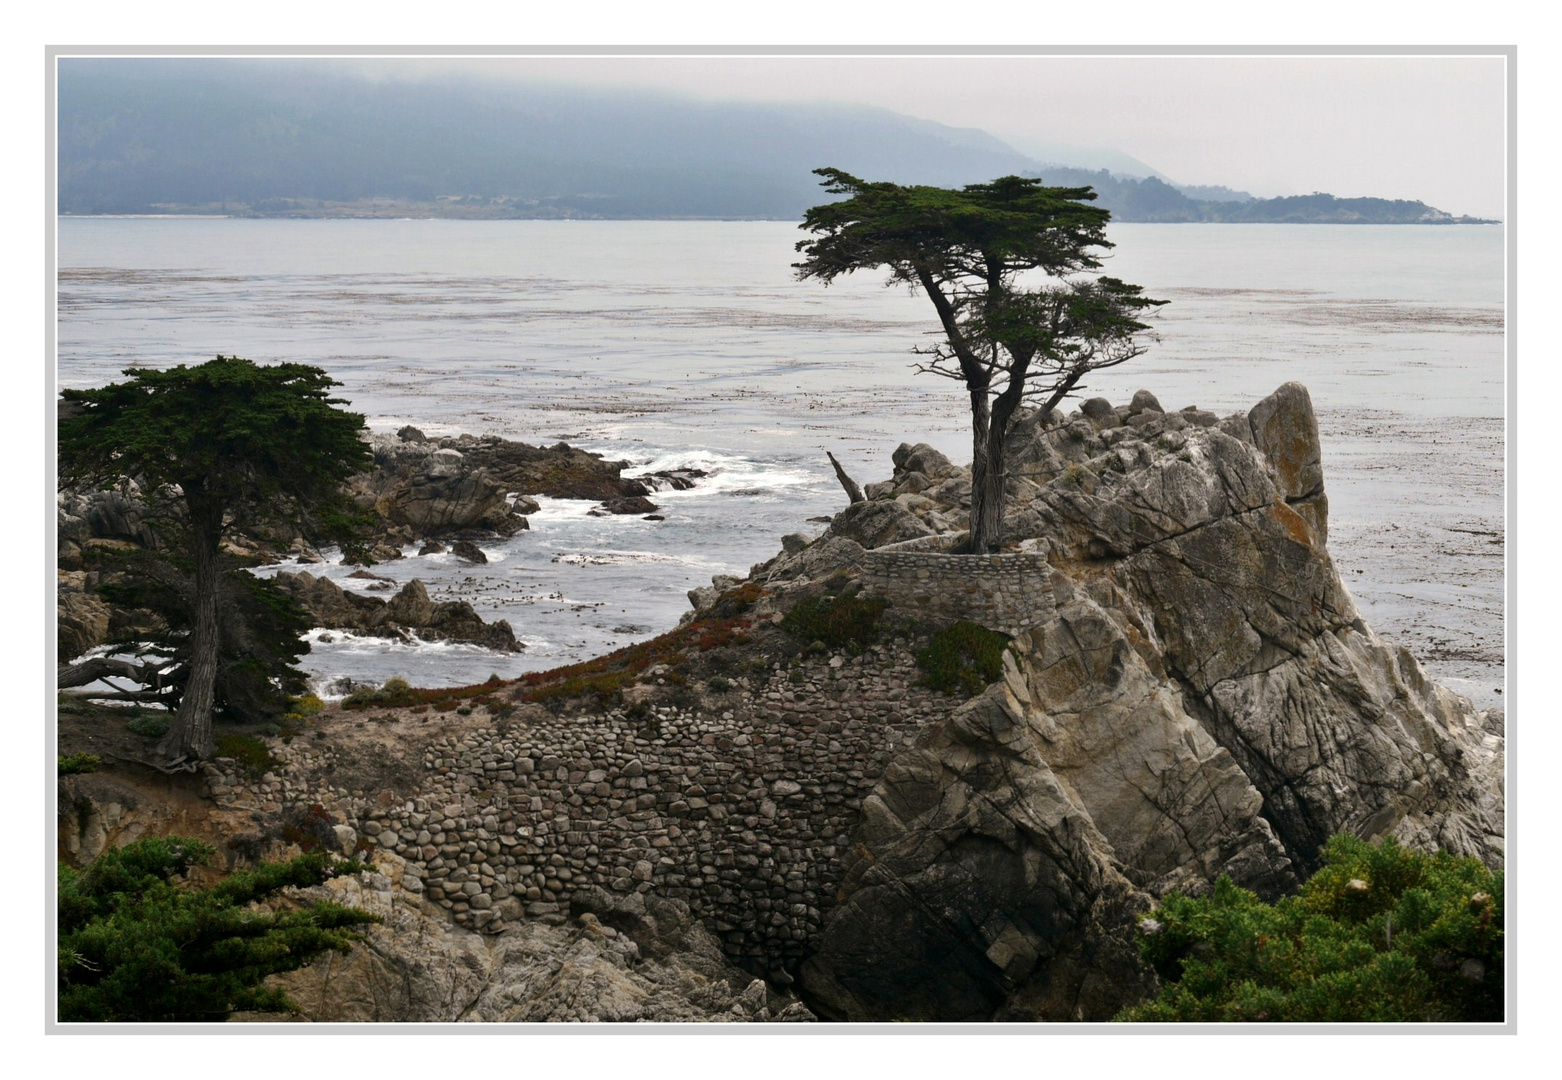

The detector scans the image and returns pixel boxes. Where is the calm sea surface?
[56,219,1506,708]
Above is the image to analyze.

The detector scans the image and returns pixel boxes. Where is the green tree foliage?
[58,836,379,1022]
[59,356,372,762]
[795,169,1165,553]
[1117,835,1504,1023]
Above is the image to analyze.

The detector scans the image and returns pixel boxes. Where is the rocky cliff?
[779,383,1503,1020]
[56,383,1503,1023]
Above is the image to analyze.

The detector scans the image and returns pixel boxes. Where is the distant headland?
[56,62,1498,225]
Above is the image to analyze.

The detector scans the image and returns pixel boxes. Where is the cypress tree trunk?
[162,503,220,762]
[972,423,1007,553]
[968,388,1006,553]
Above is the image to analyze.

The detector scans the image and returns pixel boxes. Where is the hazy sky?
[365,54,1507,219]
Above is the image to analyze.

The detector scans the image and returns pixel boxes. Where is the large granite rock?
[797,382,1503,1021]
[1247,380,1328,543]
[828,498,937,550]
[270,572,523,652]
[800,664,1158,1021]
[354,438,525,538]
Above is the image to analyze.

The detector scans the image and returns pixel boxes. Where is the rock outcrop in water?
[348,430,704,541]
[268,572,523,652]
[54,427,692,660]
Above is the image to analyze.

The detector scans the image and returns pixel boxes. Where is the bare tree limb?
[57,655,176,690]
[58,688,175,704]
[826,451,865,504]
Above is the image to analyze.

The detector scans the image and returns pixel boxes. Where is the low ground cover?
[1117,834,1504,1023]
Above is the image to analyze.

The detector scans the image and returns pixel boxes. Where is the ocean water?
[56,219,1506,708]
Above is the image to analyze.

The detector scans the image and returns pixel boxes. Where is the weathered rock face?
[353,437,528,539]
[257,854,813,1023]
[794,383,1503,1021]
[57,570,112,659]
[57,484,166,569]
[799,666,1159,1021]
[829,498,937,550]
[270,572,523,652]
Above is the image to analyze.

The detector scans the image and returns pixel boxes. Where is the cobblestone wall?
[858,547,1056,637]
[201,636,958,979]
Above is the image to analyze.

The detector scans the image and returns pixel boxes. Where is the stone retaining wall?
[202,638,956,980]
[857,548,1056,637]
[198,550,1063,981]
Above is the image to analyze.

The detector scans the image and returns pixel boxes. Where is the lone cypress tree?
[59,356,371,763]
[795,169,1164,553]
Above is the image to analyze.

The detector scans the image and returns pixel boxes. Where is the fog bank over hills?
[57,60,1491,224]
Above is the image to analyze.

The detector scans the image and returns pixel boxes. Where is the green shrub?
[57,835,378,1021]
[283,693,324,724]
[707,676,732,692]
[344,676,412,709]
[214,734,277,778]
[780,593,887,651]
[126,713,171,739]
[58,753,102,776]
[342,675,506,712]
[1116,835,1504,1023]
[522,669,634,707]
[916,621,1010,695]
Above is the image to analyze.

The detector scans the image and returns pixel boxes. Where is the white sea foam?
[526,497,614,523]
[304,630,528,698]
[623,447,814,497]
[304,628,503,656]
[549,548,730,572]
